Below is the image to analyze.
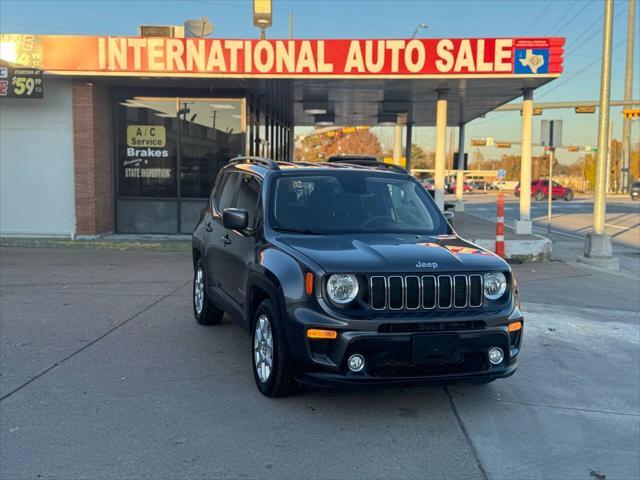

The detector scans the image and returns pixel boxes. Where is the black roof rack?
[229,156,280,170]
[333,160,407,174]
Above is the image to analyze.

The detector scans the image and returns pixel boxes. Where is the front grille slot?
[370,274,484,311]
[454,275,467,308]
[438,276,452,308]
[388,276,403,310]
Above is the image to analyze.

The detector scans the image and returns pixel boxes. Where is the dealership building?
[0,32,564,236]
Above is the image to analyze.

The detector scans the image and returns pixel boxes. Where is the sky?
[1,0,638,164]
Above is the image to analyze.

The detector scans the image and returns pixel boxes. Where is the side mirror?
[443,210,455,227]
[223,208,249,230]
[444,202,455,211]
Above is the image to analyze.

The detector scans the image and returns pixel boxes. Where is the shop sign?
[32,35,564,78]
[127,125,166,147]
[124,125,171,180]
[0,34,44,98]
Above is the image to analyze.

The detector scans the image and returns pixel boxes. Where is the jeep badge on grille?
[416,261,439,269]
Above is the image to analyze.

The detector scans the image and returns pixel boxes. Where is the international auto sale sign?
[6,35,564,78]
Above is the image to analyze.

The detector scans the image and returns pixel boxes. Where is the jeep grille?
[369,274,483,311]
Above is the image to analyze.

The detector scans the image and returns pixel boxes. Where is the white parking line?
[605,223,631,231]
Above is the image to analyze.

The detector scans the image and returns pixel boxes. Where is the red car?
[515,180,574,201]
[448,182,473,194]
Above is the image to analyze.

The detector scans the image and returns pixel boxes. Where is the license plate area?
[412,334,461,364]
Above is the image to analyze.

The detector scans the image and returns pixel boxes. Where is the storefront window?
[178,99,244,198]
[115,94,246,234]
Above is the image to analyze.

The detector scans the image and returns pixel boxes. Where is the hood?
[278,233,508,273]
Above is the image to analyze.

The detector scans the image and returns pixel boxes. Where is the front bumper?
[285,305,523,386]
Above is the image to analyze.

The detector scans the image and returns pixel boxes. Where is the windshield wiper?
[273,227,319,235]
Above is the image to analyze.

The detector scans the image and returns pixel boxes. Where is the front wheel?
[252,299,300,397]
[533,191,545,201]
[564,190,574,201]
[193,259,224,325]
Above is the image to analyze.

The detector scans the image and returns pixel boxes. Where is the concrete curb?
[471,236,552,262]
[459,211,553,262]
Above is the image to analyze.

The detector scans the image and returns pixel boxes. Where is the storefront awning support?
[434,89,448,211]
[455,122,466,211]
[405,123,413,172]
[515,88,534,235]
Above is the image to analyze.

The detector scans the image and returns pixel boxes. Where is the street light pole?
[621,0,636,192]
[581,0,619,270]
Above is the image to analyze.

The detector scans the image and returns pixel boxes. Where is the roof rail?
[335,160,407,174]
[229,156,280,170]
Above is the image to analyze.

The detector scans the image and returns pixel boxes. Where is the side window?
[215,172,239,212]
[235,173,262,227]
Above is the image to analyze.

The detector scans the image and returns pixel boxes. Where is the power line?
[523,0,555,34]
[546,1,590,36]
[539,38,627,99]
[544,0,582,35]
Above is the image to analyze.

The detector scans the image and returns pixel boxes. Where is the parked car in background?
[514,180,574,201]
[448,181,473,194]
[489,180,519,191]
[420,178,435,191]
[630,181,640,200]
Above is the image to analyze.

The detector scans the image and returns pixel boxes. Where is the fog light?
[348,354,365,372]
[488,347,504,365]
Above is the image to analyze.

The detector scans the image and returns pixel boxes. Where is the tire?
[193,258,224,325]
[564,190,574,201]
[252,299,300,397]
[533,191,544,201]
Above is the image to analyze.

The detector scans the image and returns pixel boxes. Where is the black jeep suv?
[192,157,523,397]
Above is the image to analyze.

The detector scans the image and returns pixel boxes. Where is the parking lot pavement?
[1,247,638,480]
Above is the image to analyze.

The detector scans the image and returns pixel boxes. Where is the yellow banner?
[126,125,166,148]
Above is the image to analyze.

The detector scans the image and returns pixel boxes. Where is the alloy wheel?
[194,267,204,315]
[254,314,273,383]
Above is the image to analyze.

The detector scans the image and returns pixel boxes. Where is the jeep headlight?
[326,274,359,304]
[483,272,507,300]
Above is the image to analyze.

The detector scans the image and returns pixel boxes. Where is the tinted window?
[270,172,445,235]
[235,173,262,227]
[215,172,239,211]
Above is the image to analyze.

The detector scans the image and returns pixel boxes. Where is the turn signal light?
[305,272,314,295]
[508,321,522,332]
[307,329,337,340]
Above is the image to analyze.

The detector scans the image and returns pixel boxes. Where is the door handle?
[221,234,231,245]
[205,222,213,232]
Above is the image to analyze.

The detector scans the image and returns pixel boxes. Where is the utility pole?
[621,0,636,192]
[606,120,613,193]
[547,148,554,235]
[289,11,294,39]
[580,0,619,270]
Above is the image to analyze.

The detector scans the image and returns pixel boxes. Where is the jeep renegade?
[192,157,523,397]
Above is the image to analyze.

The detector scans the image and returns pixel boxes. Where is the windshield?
[269,172,447,235]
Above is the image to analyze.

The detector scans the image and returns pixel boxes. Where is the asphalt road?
[1,247,639,480]
[459,194,640,251]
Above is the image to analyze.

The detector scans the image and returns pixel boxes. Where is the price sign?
[0,68,43,98]
[0,34,44,99]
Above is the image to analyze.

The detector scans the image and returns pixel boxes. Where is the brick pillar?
[72,81,113,236]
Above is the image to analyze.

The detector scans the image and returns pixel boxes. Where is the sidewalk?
[453,212,551,262]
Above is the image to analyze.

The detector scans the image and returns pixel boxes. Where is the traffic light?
[470,138,487,147]
[495,142,511,149]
